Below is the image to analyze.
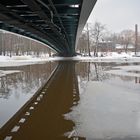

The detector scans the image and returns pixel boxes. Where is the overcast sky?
[88,0,140,33]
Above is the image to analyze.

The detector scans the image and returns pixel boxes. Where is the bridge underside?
[0,0,97,56]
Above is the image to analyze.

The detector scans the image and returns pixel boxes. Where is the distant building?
[115,44,135,52]
[97,40,115,52]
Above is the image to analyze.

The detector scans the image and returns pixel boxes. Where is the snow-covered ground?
[0,55,48,67]
[0,55,49,78]
[0,70,20,78]
[49,52,140,62]
[0,52,140,78]
[0,52,140,67]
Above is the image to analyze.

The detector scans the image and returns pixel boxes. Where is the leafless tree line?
[0,30,53,57]
[0,23,139,58]
[77,22,140,56]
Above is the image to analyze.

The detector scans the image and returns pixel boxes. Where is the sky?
[88,0,140,33]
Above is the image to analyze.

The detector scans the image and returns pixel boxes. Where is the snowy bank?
[0,55,49,67]
[48,54,140,63]
[0,70,20,78]
[0,52,140,67]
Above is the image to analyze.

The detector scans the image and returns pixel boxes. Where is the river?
[0,61,140,140]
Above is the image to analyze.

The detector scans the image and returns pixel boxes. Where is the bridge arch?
[0,0,97,56]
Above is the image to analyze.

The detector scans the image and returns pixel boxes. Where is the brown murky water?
[0,61,140,140]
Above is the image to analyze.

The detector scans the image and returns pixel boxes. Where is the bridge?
[0,0,97,56]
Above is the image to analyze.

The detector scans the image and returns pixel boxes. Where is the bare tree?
[86,23,91,56]
[0,30,55,57]
[0,31,2,55]
[91,22,106,56]
[119,30,134,53]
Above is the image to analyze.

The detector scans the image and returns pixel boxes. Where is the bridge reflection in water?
[0,62,85,140]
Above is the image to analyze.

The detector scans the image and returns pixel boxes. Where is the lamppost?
[135,24,138,56]
[86,23,91,56]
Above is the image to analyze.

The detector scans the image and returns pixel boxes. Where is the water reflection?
[1,61,140,140]
[0,62,57,128]
[0,77,9,99]
[70,62,140,139]
[128,71,140,74]
[0,62,57,99]
[0,61,84,140]
[135,77,140,84]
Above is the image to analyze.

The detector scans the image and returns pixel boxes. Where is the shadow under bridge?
[0,0,97,56]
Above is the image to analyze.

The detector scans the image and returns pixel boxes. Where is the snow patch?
[11,55,32,60]
[0,52,140,67]
[106,65,140,77]
[0,70,21,77]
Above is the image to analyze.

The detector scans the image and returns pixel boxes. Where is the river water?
[0,61,140,140]
[0,62,57,128]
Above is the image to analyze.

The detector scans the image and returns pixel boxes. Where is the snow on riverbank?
[0,52,140,78]
[0,55,48,67]
[0,55,46,77]
[49,52,140,62]
[0,70,20,78]
[0,52,140,68]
